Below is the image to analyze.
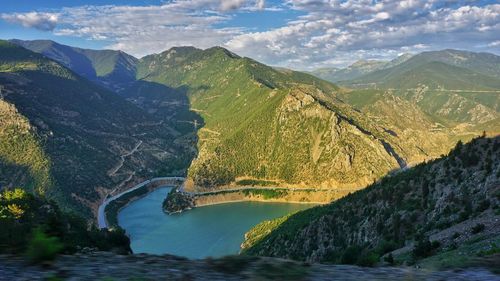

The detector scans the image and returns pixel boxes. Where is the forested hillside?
[0,40,194,218]
[243,136,500,266]
[136,46,458,191]
[5,39,496,217]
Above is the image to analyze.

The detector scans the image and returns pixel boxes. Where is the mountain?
[344,49,500,88]
[10,39,138,91]
[5,40,492,215]
[337,50,500,131]
[243,135,500,267]
[135,46,460,191]
[310,53,412,83]
[0,40,194,217]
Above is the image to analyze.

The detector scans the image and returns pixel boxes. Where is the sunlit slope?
[137,47,455,190]
[0,99,52,195]
[338,49,500,135]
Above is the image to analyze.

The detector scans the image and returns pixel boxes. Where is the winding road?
[97,177,185,229]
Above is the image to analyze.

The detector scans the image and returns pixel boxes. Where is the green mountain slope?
[136,46,458,191]
[337,50,500,133]
[347,61,500,91]
[243,135,500,266]
[0,40,194,218]
[0,99,51,195]
[11,39,138,91]
[344,49,500,89]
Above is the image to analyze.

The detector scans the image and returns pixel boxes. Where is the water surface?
[118,187,315,259]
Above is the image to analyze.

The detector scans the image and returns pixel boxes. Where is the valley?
[1,38,499,277]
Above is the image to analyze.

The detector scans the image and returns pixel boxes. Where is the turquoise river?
[118,187,315,259]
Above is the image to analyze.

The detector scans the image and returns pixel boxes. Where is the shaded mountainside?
[0,40,195,217]
[11,39,138,91]
[243,136,500,266]
[135,46,458,191]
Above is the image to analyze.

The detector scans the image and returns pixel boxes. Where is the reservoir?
[118,186,315,259]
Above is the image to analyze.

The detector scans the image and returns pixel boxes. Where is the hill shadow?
[121,80,204,176]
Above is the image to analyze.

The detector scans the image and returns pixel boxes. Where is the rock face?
[0,252,498,281]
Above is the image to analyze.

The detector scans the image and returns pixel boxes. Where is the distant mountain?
[135,45,459,191]
[243,135,500,266]
[0,40,193,217]
[344,50,500,90]
[10,39,138,91]
[310,54,412,83]
[337,50,500,128]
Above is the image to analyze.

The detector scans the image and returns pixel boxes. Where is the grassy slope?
[243,136,500,267]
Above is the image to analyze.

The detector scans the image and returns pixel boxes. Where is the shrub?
[356,251,379,267]
[384,253,394,265]
[471,223,485,234]
[26,228,63,263]
[412,238,439,259]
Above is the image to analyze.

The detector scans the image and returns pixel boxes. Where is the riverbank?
[162,186,358,214]
[104,178,359,227]
[98,177,185,228]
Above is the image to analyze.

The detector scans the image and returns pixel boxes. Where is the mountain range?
[1,39,499,221]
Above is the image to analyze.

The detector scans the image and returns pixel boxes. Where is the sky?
[1,0,499,70]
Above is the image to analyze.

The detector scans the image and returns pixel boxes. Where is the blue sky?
[1,1,499,69]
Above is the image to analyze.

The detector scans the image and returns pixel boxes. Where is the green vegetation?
[0,99,52,195]
[0,188,131,256]
[0,40,194,218]
[162,189,194,214]
[26,227,63,263]
[235,179,279,186]
[243,136,500,266]
[136,45,456,191]
[241,188,289,200]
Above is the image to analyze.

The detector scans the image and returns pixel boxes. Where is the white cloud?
[220,0,246,11]
[1,0,499,68]
[2,12,58,31]
[488,40,500,47]
[225,1,500,69]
